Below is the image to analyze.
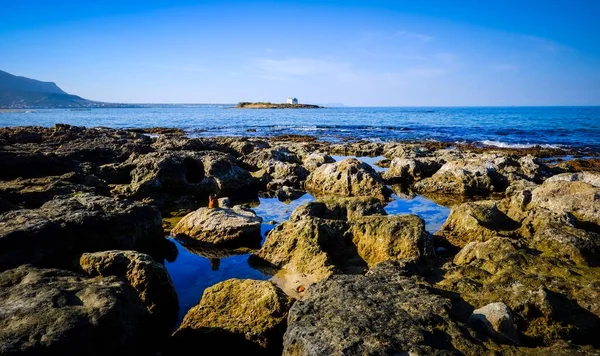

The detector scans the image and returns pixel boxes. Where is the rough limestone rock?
[0,193,164,272]
[283,261,500,355]
[251,217,349,285]
[302,152,335,172]
[350,215,432,267]
[468,302,520,345]
[276,186,306,201]
[172,279,293,355]
[528,180,600,226]
[545,171,600,188]
[304,158,391,200]
[453,237,519,273]
[0,265,151,356]
[413,154,551,197]
[253,203,431,286]
[436,200,520,248]
[382,157,442,183]
[170,206,262,247]
[123,150,255,202]
[437,243,600,348]
[289,197,386,221]
[78,250,179,338]
[414,157,500,196]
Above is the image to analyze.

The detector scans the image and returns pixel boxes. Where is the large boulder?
[170,206,262,247]
[283,261,503,355]
[436,200,520,248]
[414,154,552,197]
[302,152,335,172]
[78,250,179,338]
[304,158,391,200]
[252,203,431,288]
[0,193,165,272]
[349,215,432,267]
[121,150,256,203]
[382,157,442,183]
[172,279,293,355]
[0,265,152,356]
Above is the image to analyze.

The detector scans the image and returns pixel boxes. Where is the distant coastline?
[236,102,323,109]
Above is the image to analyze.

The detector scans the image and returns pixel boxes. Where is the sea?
[2,105,598,326]
[1,105,600,151]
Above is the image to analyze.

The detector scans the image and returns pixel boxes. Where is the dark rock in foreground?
[78,250,179,339]
[0,265,151,356]
[0,193,165,272]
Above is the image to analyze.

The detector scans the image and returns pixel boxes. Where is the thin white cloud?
[394,30,434,43]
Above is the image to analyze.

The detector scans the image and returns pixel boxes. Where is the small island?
[237,97,323,109]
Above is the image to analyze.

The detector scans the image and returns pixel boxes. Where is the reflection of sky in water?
[165,193,315,326]
[384,194,450,233]
[331,155,388,172]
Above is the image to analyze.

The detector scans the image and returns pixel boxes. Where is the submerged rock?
[0,193,164,272]
[289,197,386,221]
[305,158,391,200]
[276,186,306,201]
[78,250,179,338]
[0,265,151,356]
[170,206,262,247]
[172,279,293,355]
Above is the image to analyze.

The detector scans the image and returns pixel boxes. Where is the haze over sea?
[2,105,599,151]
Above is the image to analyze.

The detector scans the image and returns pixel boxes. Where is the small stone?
[468,302,520,345]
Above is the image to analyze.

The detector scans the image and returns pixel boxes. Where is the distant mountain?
[0,70,134,109]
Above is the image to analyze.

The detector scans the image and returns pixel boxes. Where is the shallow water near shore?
[2,106,599,150]
[165,189,450,326]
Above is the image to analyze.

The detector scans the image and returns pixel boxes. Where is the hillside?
[0,70,129,109]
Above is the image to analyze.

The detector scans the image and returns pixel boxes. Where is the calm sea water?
[1,105,599,150]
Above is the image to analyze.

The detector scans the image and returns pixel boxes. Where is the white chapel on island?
[286,97,298,104]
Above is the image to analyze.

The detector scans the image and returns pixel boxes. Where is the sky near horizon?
[1,0,599,106]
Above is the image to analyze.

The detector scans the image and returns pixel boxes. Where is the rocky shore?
[1,124,599,355]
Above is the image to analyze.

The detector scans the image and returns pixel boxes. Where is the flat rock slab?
[171,206,262,247]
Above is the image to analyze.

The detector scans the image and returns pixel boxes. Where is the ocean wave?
[479,140,562,149]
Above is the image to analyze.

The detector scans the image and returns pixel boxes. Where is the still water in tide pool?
[165,190,450,325]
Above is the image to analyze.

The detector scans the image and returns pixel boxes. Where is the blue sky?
[1,0,599,105]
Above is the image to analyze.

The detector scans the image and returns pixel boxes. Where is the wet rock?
[254,161,310,190]
[276,186,306,201]
[305,158,391,200]
[78,250,179,338]
[436,200,520,248]
[0,193,164,272]
[383,143,433,159]
[302,152,335,172]
[170,206,262,247]
[382,157,442,183]
[243,147,303,169]
[329,141,384,157]
[468,302,520,345]
[283,261,499,355]
[290,197,386,221]
[172,279,293,355]
[0,265,151,356]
